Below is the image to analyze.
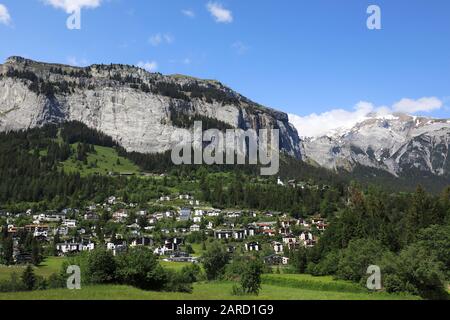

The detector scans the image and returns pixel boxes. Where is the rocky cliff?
[0,56,302,158]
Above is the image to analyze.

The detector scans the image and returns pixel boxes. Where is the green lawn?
[0,257,66,281]
[160,261,194,271]
[0,282,419,300]
[262,273,365,293]
[61,144,140,176]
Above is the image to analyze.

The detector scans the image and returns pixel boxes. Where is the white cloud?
[42,0,102,13]
[149,33,174,46]
[289,97,444,138]
[182,9,195,18]
[207,2,233,23]
[392,97,442,113]
[0,4,11,25]
[137,61,158,72]
[67,56,89,67]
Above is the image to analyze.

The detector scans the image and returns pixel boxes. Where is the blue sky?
[0,0,449,136]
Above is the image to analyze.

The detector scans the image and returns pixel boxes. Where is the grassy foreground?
[0,257,65,281]
[0,282,419,300]
[0,258,419,300]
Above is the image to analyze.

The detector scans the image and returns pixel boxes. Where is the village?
[0,191,329,268]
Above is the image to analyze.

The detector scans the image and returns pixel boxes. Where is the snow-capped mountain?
[301,113,450,177]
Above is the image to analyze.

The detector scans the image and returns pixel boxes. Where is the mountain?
[302,113,450,178]
[0,56,301,158]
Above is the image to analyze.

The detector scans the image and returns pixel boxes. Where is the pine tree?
[21,265,36,291]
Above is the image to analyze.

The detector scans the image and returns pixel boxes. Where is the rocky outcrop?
[0,56,302,158]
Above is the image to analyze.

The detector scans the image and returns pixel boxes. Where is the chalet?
[207,210,221,217]
[256,222,277,232]
[282,235,297,245]
[179,195,192,200]
[193,216,202,223]
[25,225,49,238]
[112,209,128,222]
[245,242,260,252]
[272,241,284,253]
[33,213,65,223]
[84,212,99,221]
[300,231,316,247]
[56,239,95,255]
[57,226,69,236]
[62,219,77,228]
[264,254,290,266]
[214,230,235,240]
[262,229,276,237]
[206,221,214,230]
[159,196,171,201]
[194,209,204,217]
[244,226,257,237]
[106,240,127,256]
[130,237,154,247]
[190,224,201,232]
[300,231,313,241]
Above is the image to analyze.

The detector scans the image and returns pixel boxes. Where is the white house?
[245,242,261,252]
[190,224,201,232]
[273,242,284,253]
[62,219,77,228]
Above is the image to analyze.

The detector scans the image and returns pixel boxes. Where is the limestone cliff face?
[0,56,301,158]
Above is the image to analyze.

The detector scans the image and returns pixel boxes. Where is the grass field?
[61,144,140,176]
[0,257,66,281]
[261,274,365,293]
[0,258,420,300]
[0,281,419,300]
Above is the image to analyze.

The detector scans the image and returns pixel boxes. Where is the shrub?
[180,263,202,283]
[87,248,116,284]
[21,265,36,291]
[164,270,194,293]
[115,247,166,291]
[336,239,387,282]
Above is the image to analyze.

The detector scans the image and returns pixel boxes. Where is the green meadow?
[0,281,419,300]
[0,258,419,300]
[61,144,140,176]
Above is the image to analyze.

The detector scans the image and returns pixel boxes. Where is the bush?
[231,284,245,296]
[164,269,194,293]
[115,247,166,291]
[0,273,26,292]
[87,248,116,284]
[307,250,341,276]
[180,263,202,283]
[336,239,387,282]
[381,244,448,300]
